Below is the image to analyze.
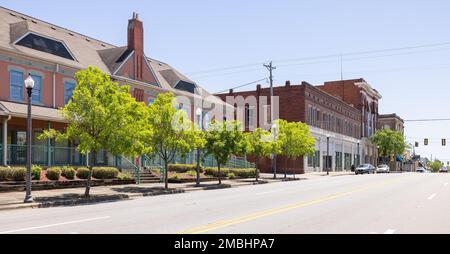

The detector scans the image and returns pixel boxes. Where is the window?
[336,152,343,171]
[175,80,197,94]
[64,81,76,104]
[147,98,155,105]
[10,70,24,101]
[344,153,352,170]
[245,105,255,130]
[30,75,42,104]
[16,33,74,61]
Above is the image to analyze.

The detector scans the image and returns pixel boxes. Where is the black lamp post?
[24,74,35,203]
[326,135,330,175]
[357,141,360,166]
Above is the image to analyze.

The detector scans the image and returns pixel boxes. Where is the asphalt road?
[0,173,449,234]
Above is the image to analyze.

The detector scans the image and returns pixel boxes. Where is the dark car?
[355,164,376,175]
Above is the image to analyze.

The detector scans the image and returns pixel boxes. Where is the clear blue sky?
[2,0,450,161]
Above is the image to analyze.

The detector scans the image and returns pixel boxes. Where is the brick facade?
[216,80,363,174]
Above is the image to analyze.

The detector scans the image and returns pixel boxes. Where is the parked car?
[439,167,448,173]
[376,164,390,174]
[416,167,430,173]
[355,164,376,175]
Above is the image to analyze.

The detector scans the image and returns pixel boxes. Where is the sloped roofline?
[1,6,116,48]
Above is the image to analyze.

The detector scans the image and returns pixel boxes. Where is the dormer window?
[16,33,75,61]
[175,80,197,94]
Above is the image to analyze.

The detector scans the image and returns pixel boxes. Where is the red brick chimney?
[128,12,144,81]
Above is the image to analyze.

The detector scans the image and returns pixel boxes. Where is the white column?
[3,118,8,166]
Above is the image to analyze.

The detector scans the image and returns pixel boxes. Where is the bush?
[170,173,180,180]
[46,168,61,181]
[92,167,119,179]
[0,167,27,181]
[168,164,204,173]
[204,168,256,178]
[32,165,42,180]
[61,167,76,180]
[117,172,134,181]
[227,172,236,179]
[186,170,197,177]
[76,168,91,179]
[0,167,8,181]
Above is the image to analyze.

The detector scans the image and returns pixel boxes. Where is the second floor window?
[64,81,76,104]
[10,70,24,101]
[31,75,42,104]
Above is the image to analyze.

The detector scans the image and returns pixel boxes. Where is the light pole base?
[24,196,33,203]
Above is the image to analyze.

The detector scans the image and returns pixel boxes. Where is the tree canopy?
[371,129,406,159]
[41,66,151,197]
[146,92,200,189]
[204,120,249,184]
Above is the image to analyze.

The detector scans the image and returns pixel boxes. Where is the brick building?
[378,113,404,135]
[216,80,366,174]
[317,78,382,166]
[0,7,224,167]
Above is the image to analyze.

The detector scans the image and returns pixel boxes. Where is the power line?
[405,119,450,122]
[213,77,268,94]
[185,41,450,76]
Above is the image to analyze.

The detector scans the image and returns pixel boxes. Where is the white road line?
[255,190,283,196]
[384,229,396,234]
[0,216,111,234]
[428,193,437,200]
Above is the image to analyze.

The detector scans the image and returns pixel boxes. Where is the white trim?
[14,31,78,62]
[143,54,161,87]
[112,50,134,76]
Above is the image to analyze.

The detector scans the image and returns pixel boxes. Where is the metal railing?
[3,144,255,172]
[6,145,87,166]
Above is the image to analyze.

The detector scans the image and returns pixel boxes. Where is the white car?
[416,167,430,173]
[376,164,390,174]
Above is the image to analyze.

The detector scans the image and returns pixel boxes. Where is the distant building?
[215,80,367,174]
[378,114,405,135]
[317,78,382,166]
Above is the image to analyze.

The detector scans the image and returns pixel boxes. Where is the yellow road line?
[177,176,407,234]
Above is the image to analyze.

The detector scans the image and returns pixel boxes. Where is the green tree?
[41,66,152,197]
[146,92,200,189]
[428,160,443,172]
[371,129,406,163]
[275,120,316,178]
[204,121,248,185]
[247,128,273,182]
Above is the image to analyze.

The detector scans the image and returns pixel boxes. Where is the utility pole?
[264,61,277,178]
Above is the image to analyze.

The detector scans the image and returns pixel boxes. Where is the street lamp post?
[195,107,203,187]
[326,135,330,175]
[24,74,35,203]
[357,141,360,167]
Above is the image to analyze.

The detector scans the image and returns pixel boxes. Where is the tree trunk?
[255,156,260,182]
[218,164,222,185]
[284,157,288,179]
[84,151,96,198]
[164,159,169,190]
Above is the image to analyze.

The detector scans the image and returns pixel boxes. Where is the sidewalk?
[260,171,355,180]
[0,178,285,211]
[0,172,356,211]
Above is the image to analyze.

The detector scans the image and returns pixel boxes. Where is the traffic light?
[415,142,419,148]
[424,139,429,146]
[443,139,447,146]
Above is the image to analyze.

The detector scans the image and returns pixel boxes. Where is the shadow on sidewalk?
[111,186,180,195]
[34,193,130,208]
